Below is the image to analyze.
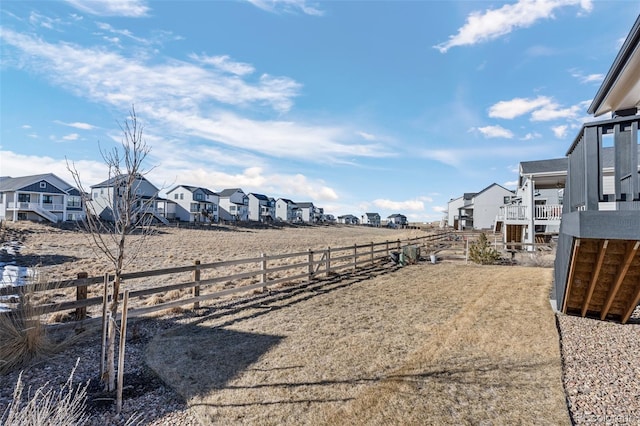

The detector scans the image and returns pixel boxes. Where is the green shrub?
[468,233,501,265]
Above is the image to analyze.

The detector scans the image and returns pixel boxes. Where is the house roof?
[463,193,476,200]
[473,183,513,198]
[387,213,406,218]
[249,193,269,201]
[364,212,380,218]
[277,198,295,204]
[0,173,74,193]
[588,15,640,117]
[296,202,314,208]
[520,158,567,175]
[167,185,218,196]
[92,173,158,191]
[217,188,244,197]
[338,214,357,219]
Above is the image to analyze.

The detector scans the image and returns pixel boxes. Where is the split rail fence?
[1,232,454,330]
[1,230,556,330]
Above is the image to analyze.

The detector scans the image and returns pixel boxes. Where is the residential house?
[453,184,514,231]
[248,193,275,222]
[554,15,640,323]
[165,185,219,222]
[337,214,359,225]
[89,173,168,224]
[218,188,248,221]
[495,158,567,247]
[387,213,408,227]
[295,202,317,223]
[361,212,381,227]
[275,198,297,222]
[445,195,465,229]
[0,173,85,223]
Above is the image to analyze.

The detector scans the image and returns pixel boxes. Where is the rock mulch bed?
[557,308,640,425]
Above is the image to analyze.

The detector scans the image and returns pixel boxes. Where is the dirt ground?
[146,262,569,425]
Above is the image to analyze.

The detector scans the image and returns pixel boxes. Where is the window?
[180,193,184,200]
[40,182,46,189]
[18,194,30,203]
[67,196,81,208]
[94,192,98,199]
[195,193,203,201]
[230,205,236,212]
[174,194,179,200]
[43,195,53,204]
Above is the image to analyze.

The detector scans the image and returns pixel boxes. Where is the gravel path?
[557,308,640,425]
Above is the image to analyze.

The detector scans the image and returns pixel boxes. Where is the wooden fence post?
[386,240,389,257]
[116,289,129,415]
[397,239,401,251]
[193,260,200,310]
[308,249,314,281]
[370,242,374,265]
[326,247,331,277]
[261,253,268,291]
[100,272,109,379]
[75,272,88,320]
[353,244,358,271]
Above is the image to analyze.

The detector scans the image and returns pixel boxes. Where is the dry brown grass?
[0,294,57,374]
[146,263,569,425]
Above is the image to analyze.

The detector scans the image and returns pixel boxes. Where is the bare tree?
[67,106,158,394]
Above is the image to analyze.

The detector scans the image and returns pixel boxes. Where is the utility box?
[401,245,420,265]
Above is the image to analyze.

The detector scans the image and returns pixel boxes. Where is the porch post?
[526,178,536,251]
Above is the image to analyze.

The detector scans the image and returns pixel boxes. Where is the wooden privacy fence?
[1,233,452,329]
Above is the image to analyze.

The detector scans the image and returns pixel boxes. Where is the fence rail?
[2,232,456,328]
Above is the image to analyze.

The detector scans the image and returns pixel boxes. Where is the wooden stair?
[562,238,640,323]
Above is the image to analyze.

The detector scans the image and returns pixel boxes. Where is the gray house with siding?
[218,188,248,221]
[166,185,219,222]
[553,15,640,323]
[0,173,84,223]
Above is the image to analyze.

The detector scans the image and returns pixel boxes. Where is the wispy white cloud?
[530,103,581,121]
[29,12,63,30]
[356,131,377,141]
[246,0,324,16]
[0,29,391,163]
[189,54,255,76]
[372,198,425,212]
[434,0,593,53]
[503,180,519,188]
[421,145,546,169]
[65,0,150,17]
[488,95,582,121]
[472,125,514,139]
[62,133,80,141]
[95,22,149,44]
[54,120,96,130]
[521,132,542,140]
[552,125,568,138]
[488,96,552,119]
[570,69,604,84]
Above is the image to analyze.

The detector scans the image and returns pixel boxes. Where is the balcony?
[497,204,562,224]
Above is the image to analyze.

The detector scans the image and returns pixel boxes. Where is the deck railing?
[566,115,640,212]
[497,204,563,222]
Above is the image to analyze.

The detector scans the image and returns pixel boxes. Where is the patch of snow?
[0,240,35,312]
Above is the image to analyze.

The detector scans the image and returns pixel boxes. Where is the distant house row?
[445,159,567,248]
[0,173,408,227]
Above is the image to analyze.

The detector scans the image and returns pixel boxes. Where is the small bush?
[0,294,56,375]
[468,233,501,265]
[1,360,89,425]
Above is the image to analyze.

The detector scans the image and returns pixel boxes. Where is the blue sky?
[1,1,638,222]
